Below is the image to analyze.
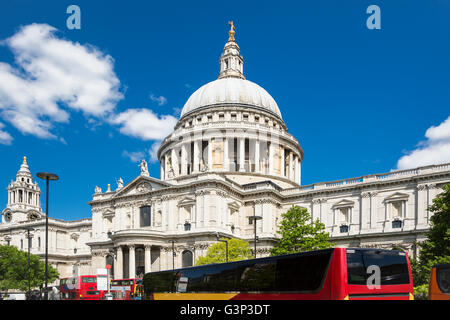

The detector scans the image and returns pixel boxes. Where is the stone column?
[239,137,245,172]
[416,185,427,228]
[160,155,165,180]
[181,143,187,175]
[115,246,123,280]
[360,192,371,232]
[268,142,274,174]
[193,140,200,173]
[281,147,285,177]
[369,192,378,230]
[144,245,151,274]
[160,247,167,271]
[208,139,213,170]
[223,137,229,171]
[289,151,294,180]
[195,192,203,228]
[129,245,136,279]
[254,139,260,173]
[171,148,178,177]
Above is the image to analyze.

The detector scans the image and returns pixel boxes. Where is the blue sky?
[0,0,449,220]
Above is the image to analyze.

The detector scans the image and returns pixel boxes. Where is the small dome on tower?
[17,156,32,179]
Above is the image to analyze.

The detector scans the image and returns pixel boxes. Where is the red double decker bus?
[110,278,143,300]
[143,247,414,300]
[59,275,105,300]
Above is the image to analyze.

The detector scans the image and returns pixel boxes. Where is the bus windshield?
[437,266,450,294]
[346,249,410,285]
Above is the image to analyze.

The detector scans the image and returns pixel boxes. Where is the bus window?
[437,266,450,294]
[82,277,97,283]
[347,249,410,286]
[429,264,450,300]
[275,251,332,292]
[237,262,276,292]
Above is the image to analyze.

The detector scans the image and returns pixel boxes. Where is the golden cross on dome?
[23,156,27,165]
[228,21,236,41]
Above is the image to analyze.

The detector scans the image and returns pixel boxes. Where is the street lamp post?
[36,172,59,300]
[216,233,229,262]
[25,227,34,296]
[249,215,262,258]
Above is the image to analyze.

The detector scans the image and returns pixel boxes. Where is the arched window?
[182,250,193,268]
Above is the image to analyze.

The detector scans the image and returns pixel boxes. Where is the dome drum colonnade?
[157,22,303,187]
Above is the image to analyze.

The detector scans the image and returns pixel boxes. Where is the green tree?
[195,238,253,265]
[270,205,335,256]
[0,245,59,292]
[411,183,450,297]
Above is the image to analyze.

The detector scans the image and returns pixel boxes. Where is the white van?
[6,293,26,300]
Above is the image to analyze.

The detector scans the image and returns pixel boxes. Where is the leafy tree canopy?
[270,205,335,256]
[195,238,253,265]
[412,184,450,288]
[0,244,59,291]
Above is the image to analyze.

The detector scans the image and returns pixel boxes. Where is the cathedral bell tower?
[218,21,245,80]
[2,157,42,224]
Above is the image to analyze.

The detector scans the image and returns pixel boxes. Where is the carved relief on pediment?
[137,182,152,193]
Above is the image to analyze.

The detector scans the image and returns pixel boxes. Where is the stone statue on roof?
[139,159,149,177]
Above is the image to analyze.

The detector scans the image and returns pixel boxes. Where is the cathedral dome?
[180,77,282,119]
[158,22,303,188]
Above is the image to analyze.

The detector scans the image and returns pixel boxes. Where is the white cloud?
[0,122,13,145]
[110,108,177,141]
[149,141,161,163]
[0,23,177,150]
[0,23,123,139]
[122,143,162,165]
[149,93,167,106]
[122,150,145,163]
[396,116,450,169]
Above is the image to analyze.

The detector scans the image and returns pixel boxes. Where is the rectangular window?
[82,277,97,283]
[140,206,151,227]
[392,220,402,229]
[346,249,410,285]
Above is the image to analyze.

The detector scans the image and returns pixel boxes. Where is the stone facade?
[1,25,450,281]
